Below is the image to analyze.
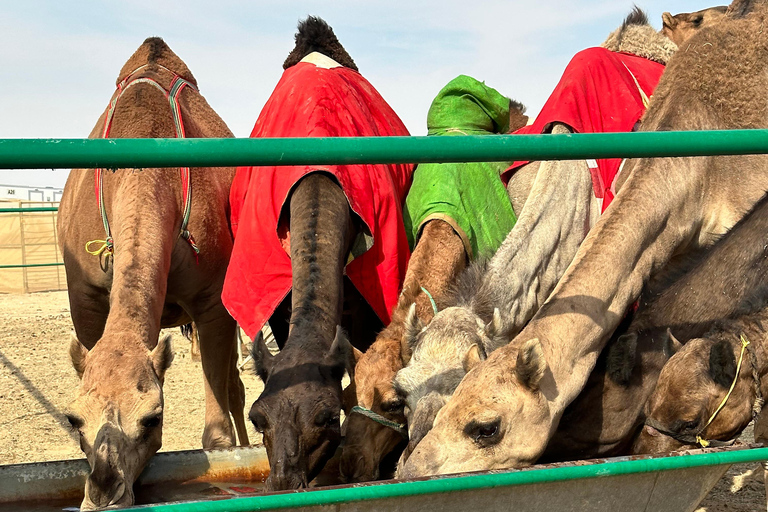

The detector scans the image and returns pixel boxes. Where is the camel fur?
[58,37,245,510]
[400,0,768,477]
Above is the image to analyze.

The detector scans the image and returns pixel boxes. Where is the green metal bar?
[131,446,768,512]
[0,263,64,268]
[0,207,58,212]
[1,130,768,169]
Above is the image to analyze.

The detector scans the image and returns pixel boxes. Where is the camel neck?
[287,173,355,347]
[101,171,180,346]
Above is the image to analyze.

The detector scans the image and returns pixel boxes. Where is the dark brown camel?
[402,0,768,475]
[244,17,409,491]
[630,193,768,454]
[58,38,246,510]
[544,192,768,460]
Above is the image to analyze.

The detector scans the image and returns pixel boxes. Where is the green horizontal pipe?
[0,263,64,268]
[0,207,58,212]
[2,130,768,169]
[131,446,768,512]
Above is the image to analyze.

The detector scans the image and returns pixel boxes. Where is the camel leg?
[67,285,110,349]
[489,123,601,334]
[228,341,249,446]
[194,303,239,449]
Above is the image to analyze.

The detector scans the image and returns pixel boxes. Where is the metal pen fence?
[1,131,767,509]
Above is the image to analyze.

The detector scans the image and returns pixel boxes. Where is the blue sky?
[0,0,712,188]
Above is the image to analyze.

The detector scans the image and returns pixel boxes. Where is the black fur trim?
[283,16,358,71]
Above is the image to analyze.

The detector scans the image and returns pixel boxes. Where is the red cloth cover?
[223,62,413,339]
[505,47,665,211]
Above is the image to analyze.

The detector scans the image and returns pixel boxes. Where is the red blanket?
[223,61,413,339]
[505,47,665,211]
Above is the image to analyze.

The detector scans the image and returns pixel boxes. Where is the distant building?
[0,184,63,203]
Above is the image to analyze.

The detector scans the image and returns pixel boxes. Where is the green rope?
[420,286,439,316]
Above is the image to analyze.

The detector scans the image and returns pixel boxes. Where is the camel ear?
[462,343,487,373]
[484,308,511,350]
[401,303,424,364]
[251,330,274,382]
[326,326,356,380]
[69,332,89,379]
[709,339,737,388]
[606,332,638,385]
[150,333,174,381]
[664,328,684,358]
[516,338,547,391]
[662,12,677,28]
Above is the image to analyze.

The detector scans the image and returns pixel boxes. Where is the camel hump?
[117,36,197,87]
[283,16,358,71]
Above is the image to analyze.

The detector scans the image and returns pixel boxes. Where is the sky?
[0,0,712,188]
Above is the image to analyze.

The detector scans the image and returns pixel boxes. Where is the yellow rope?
[85,239,113,256]
[696,335,750,448]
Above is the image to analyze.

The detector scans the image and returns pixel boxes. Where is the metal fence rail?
[1,130,768,169]
[129,446,768,512]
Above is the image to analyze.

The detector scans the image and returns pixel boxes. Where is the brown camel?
[401,0,768,477]
[235,17,412,491]
[58,38,246,510]
[630,194,768,454]
[546,191,768,460]
[662,6,728,47]
[339,89,529,483]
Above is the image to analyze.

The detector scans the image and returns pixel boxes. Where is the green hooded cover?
[404,75,517,258]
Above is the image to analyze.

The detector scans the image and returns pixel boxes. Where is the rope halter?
[349,405,408,438]
[645,334,762,448]
[85,64,200,261]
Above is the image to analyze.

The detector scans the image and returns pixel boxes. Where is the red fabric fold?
[223,62,413,339]
[504,47,665,211]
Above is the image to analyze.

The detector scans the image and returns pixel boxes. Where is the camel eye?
[141,413,162,429]
[674,419,699,433]
[465,418,502,446]
[315,409,339,427]
[250,410,268,432]
[692,16,703,27]
[65,414,84,431]
[381,398,405,413]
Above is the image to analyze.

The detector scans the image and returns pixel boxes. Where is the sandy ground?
[0,290,765,511]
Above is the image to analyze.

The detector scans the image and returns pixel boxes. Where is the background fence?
[0,201,65,293]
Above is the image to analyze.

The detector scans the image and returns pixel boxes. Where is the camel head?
[661,6,728,47]
[66,332,173,511]
[634,334,755,454]
[393,305,513,468]
[398,337,553,478]
[339,334,405,482]
[249,327,354,490]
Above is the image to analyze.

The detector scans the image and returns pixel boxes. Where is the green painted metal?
[0,263,63,269]
[1,130,768,169]
[0,207,58,213]
[130,447,768,512]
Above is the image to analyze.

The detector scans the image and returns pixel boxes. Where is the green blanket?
[404,75,518,259]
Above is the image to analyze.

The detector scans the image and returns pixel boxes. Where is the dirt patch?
[0,290,263,464]
[0,291,765,510]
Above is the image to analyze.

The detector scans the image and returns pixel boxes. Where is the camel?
[661,6,728,47]
[630,194,768,454]
[339,77,528,483]
[394,8,675,473]
[546,191,768,460]
[401,0,768,477]
[222,17,413,490]
[57,38,246,510]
